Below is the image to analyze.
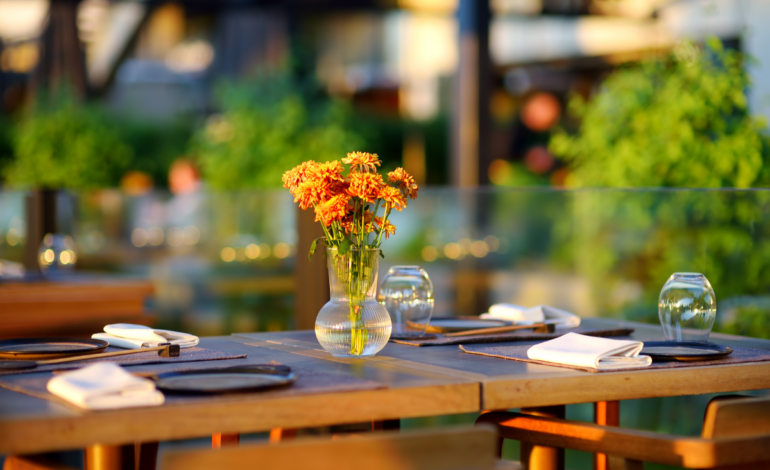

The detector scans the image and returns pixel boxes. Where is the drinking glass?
[38,233,77,276]
[378,266,434,337]
[658,272,716,342]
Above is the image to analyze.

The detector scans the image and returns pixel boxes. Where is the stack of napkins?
[93,323,198,349]
[481,303,581,330]
[527,333,651,370]
[47,362,165,410]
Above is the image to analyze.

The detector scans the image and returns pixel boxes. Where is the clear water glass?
[378,266,434,335]
[38,233,77,275]
[658,272,716,342]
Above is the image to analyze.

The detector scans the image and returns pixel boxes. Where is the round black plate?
[0,338,109,360]
[416,317,513,334]
[390,333,438,340]
[641,341,733,361]
[152,365,296,393]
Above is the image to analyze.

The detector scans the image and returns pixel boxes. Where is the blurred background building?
[0,0,769,339]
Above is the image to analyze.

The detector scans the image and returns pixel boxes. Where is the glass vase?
[658,272,717,342]
[378,266,434,337]
[315,247,392,357]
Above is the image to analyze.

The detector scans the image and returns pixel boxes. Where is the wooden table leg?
[371,419,400,431]
[520,405,565,470]
[85,444,135,470]
[212,434,240,448]
[135,442,159,470]
[594,401,620,470]
[268,428,296,443]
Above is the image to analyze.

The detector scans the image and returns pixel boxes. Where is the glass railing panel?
[4,187,770,339]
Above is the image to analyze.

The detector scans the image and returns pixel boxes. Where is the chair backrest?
[162,425,498,470]
[702,395,770,439]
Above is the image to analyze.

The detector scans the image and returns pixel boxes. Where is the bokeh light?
[522,92,561,131]
[220,247,236,262]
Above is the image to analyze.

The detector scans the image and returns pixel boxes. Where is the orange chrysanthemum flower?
[375,216,396,239]
[387,167,419,199]
[378,185,407,211]
[292,180,324,210]
[342,151,381,172]
[282,160,318,193]
[286,160,347,209]
[314,194,351,227]
[347,172,385,203]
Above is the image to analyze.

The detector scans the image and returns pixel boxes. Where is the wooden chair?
[476,395,770,469]
[162,425,506,470]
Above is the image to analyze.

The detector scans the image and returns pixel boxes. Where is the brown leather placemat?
[0,346,246,376]
[390,327,635,347]
[460,341,770,372]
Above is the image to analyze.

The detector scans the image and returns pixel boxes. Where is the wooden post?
[520,405,566,470]
[452,0,491,187]
[31,0,88,99]
[24,189,57,274]
[294,206,330,330]
[594,401,620,470]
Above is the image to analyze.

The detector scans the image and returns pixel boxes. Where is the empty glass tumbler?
[658,273,716,342]
[378,266,434,337]
[38,233,77,276]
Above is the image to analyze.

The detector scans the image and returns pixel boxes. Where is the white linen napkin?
[92,323,199,349]
[47,362,165,410]
[480,303,581,330]
[527,333,651,370]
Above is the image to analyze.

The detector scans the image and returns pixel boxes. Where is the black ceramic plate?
[415,317,513,333]
[390,333,438,340]
[152,365,296,393]
[0,338,109,360]
[641,341,733,361]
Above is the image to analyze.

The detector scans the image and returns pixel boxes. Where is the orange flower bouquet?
[283,152,418,357]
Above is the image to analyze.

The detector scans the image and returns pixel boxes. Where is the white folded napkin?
[47,362,165,410]
[527,333,651,370]
[480,304,581,330]
[92,323,199,349]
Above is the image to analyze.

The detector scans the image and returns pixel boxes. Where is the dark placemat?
[0,361,385,411]
[459,340,770,373]
[390,327,635,347]
[0,346,246,376]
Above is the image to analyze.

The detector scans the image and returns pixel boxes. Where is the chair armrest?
[477,411,770,469]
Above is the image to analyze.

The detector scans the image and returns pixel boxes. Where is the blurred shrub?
[119,117,194,189]
[192,74,364,189]
[551,38,769,188]
[4,94,132,189]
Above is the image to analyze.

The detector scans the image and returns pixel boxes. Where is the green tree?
[192,74,363,189]
[4,96,131,189]
[551,39,769,188]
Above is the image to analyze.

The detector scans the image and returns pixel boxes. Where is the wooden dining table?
[2,318,770,470]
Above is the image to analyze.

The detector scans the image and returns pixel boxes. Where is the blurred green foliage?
[546,191,770,327]
[4,95,131,189]
[551,38,770,188]
[119,117,194,190]
[191,74,365,189]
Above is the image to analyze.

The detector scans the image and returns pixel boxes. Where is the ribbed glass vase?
[315,247,392,357]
